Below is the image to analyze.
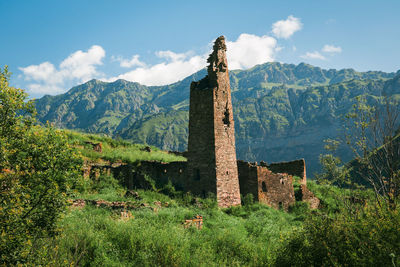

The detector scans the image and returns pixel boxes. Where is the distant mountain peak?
[86,78,104,84]
[112,79,129,83]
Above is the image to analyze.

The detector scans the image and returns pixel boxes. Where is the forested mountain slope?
[35,62,400,175]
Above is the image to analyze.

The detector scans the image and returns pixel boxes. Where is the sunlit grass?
[62,129,186,163]
[58,191,302,266]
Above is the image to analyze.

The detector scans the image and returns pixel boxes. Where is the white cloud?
[26,83,64,95]
[109,33,279,85]
[109,52,206,85]
[156,50,188,62]
[300,51,326,60]
[20,31,282,94]
[59,45,105,80]
[19,45,105,95]
[301,44,342,61]
[112,54,145,68]
[226,33,278,69]
[19,61,56,82]
[322,44,342,53]
[272,15,303,39]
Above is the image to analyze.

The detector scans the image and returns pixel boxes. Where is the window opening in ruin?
[226,171,229,175]
[194,169,201,181]
[279,202,283,210]
[222,106,230,126]
[262,181,267,192]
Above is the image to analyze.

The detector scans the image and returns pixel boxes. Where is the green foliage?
[49,194,301,266]
[318,95,400,208]
[160,180,179,197]
[0,66,81,265]
[316,153,350,186]
[344,95,376,159]
[288,201,310,219]
[92,173,124,194]
[44,172,393,267]
[275,206,400,266]
[242,193,255,206]
[293,93,400,266]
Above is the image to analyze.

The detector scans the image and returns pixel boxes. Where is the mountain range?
[34,62,400,176]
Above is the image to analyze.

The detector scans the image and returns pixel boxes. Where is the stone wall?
[237,160,259,199]
[187,79,217,197]
[267,159,307,184]
[257,167,295,210]
[83,160,118,180]
[237,161,295,210]
[134,161,187,191]
[299,184,320,209]
[115,161,187,191]
[82,160,187,191]
[83,158,316,210]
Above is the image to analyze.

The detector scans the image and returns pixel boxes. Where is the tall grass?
[54,170,304,266]
[47,165,389,266]
[55,199,302,266]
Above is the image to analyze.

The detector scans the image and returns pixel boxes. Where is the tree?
[318,95,400,209]
[279,95,400,266]
[0,66,81,265]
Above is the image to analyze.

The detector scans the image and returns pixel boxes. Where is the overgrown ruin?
[84,36,319,210]
[187,36,241,208]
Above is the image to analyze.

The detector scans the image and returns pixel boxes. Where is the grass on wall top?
[62,129,186,164]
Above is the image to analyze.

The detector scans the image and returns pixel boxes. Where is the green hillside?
[34,62,400,175]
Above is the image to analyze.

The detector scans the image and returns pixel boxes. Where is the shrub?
[275,205,400,266]
[242,193,255,206]
[0,66,81,265]
[92,173,123,193]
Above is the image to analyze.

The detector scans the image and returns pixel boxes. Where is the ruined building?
[85,36,319,210]
[187,36,241,208]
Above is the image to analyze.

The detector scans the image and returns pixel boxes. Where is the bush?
[242,193,255,206]
[0,66,81,265]
[288,201,310,220]
[92,173,123,193]
[275,206,400,266]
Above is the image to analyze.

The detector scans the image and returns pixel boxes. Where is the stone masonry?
[238,161,295,210]
[187,36,241,207]
[266,159,307,184]
[83,157,318,210]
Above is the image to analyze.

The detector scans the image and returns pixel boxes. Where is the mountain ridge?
[34,62,400,175]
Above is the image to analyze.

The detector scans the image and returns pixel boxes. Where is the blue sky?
[1,0,400,98]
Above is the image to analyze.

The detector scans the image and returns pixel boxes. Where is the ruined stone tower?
[187,36,241,208]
